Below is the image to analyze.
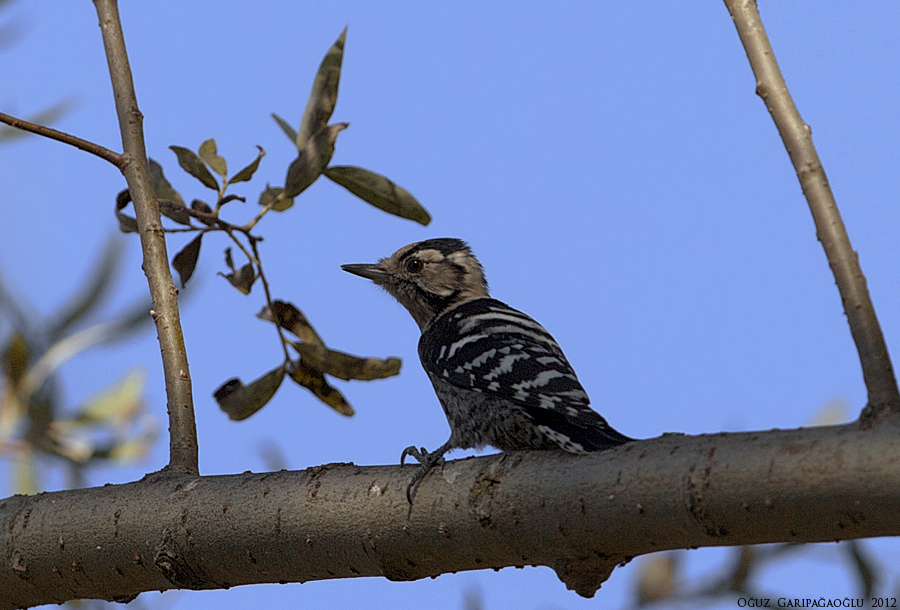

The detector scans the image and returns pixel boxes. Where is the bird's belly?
[427,373,553,452]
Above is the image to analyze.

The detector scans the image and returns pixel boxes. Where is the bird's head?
[342,238,489,330]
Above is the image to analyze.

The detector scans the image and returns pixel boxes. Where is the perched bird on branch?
[343,238,632,503]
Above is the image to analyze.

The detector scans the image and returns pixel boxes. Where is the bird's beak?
[341,263,389,283]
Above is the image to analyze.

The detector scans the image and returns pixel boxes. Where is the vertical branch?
[724,0,900,418]
[93,0,199,473]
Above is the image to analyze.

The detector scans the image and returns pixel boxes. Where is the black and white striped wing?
[418,298,631,451]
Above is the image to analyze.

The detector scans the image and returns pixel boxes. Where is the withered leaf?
[114,189,138,233]
[288,361,353,416]
[325,166,430,225]
[229,145,265,184]
[214,365,286,421]
[170,145,219,191]
[218,249,256,295]
[258,301,324,346]
[258,186,293,212]
[198,138,227,177]
[172,234,203,288]
[297,27,346,148]
[292,342,401,381]
[284,123,348,198]
[218,194,246,206]
[190,199,216,226]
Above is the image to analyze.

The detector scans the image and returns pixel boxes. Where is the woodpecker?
[342,238,632,503]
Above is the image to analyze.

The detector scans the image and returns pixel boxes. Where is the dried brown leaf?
[229,145,265,184]
[292,342,400,381]
[288,362,353,416]
[114,189,138,233]
[214,365,286,421]
[258,301,324,346]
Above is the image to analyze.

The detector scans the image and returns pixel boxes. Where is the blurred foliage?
[114,28,422,420]
[0,237,158,495]
[629,542,880,609]
[0,0,73,144]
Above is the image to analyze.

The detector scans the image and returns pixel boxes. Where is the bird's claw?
[400,445,428,465]
[400,444,447,506]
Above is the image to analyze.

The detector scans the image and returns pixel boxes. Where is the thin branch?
[0,111,123,166]
[243,196,282,232]
[221,226,292,362]
[724,0,900,418]
[93,0,199,474]
[250,238,292,362]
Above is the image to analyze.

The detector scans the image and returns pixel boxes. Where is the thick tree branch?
[0,112,123,166]
[724,0,900,418]
[3,421,900,608]
[93,0,199,473]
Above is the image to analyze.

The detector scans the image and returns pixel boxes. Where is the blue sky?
[3,2,900,609]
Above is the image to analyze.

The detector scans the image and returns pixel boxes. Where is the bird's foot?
[400,443,448,505]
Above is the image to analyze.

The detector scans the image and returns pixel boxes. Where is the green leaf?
[214,365,286,421]
[170,145,219,190]
[148,158,185,207]
[297,27,346,148]
[258,186,293,212]
[198,138,228,177]
[324,165,431,225]
[114,189,139,233]
[146,160,191,225]
[292,342,401,381]
[271,113,298,145]
[172,234,203,288]
[258,301,324,346]
[284,123,348,198]
[229,145,265,184]
[287,362,353,416]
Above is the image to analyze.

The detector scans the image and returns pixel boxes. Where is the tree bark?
[3,420,899,608]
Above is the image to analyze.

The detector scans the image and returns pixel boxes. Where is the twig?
[93,0,199,474]
[250,239,292,362]
[221,226,292,362]
[724,0,900,418]
[0,111,123,167]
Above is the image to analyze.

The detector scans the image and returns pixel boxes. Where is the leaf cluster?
[114,28,420,419]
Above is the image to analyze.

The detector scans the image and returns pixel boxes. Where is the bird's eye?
[406,258,424,273]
